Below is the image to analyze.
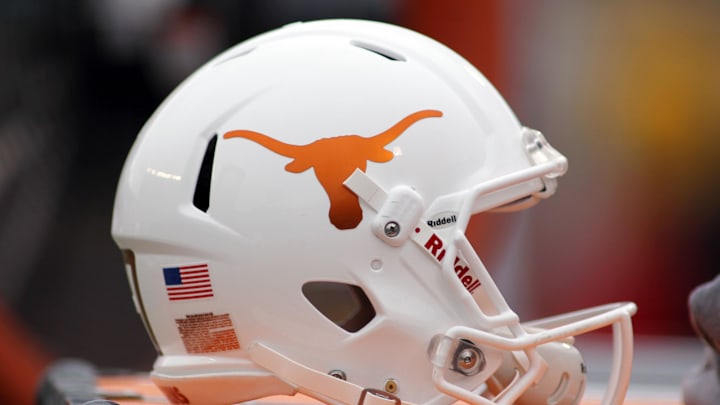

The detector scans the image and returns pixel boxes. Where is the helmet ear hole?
[302,282,376,333]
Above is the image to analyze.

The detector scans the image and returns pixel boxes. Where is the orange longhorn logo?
[223,109,443,229]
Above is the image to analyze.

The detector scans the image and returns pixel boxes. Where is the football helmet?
[112,19,636,405]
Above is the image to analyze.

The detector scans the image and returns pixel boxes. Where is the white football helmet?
[112,19,636,405]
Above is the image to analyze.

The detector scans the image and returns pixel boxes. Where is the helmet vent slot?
[302,282,376,333]
[350,40,406,62]
[213,46,257,66]
[193,134,218,212]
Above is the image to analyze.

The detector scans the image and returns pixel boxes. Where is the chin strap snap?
[248,342,415,405]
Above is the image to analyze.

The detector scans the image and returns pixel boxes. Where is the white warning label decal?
[175,312,241,353]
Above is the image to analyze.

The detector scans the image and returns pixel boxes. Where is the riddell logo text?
[422,232,481,294]
[224,110,442,230]
[427,214,457,229]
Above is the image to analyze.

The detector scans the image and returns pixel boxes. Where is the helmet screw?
[454,343,485,376]
[384,221,401,238]
[459,348,478,369]
[328,370,347,380]
[384,378,398,393]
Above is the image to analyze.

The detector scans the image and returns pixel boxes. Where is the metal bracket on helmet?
[344,170,424,247]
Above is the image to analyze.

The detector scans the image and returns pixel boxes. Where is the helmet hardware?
[384,221,401,238]
[328,370,347,380]
[453,340,485,376]
[384,378,398,393]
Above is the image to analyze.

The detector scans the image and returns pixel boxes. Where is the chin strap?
[248,342,417,405]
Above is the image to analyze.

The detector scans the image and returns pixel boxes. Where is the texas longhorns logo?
[223,109,442,229]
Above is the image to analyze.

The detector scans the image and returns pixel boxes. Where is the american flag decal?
[163,264,214,301]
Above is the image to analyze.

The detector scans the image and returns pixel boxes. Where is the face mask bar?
[412,173,635,404]
[346,128,569,328]
[427,302,636,405]
[489,128,566,213]
[345,129,636,405]
[420,130,634,404]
